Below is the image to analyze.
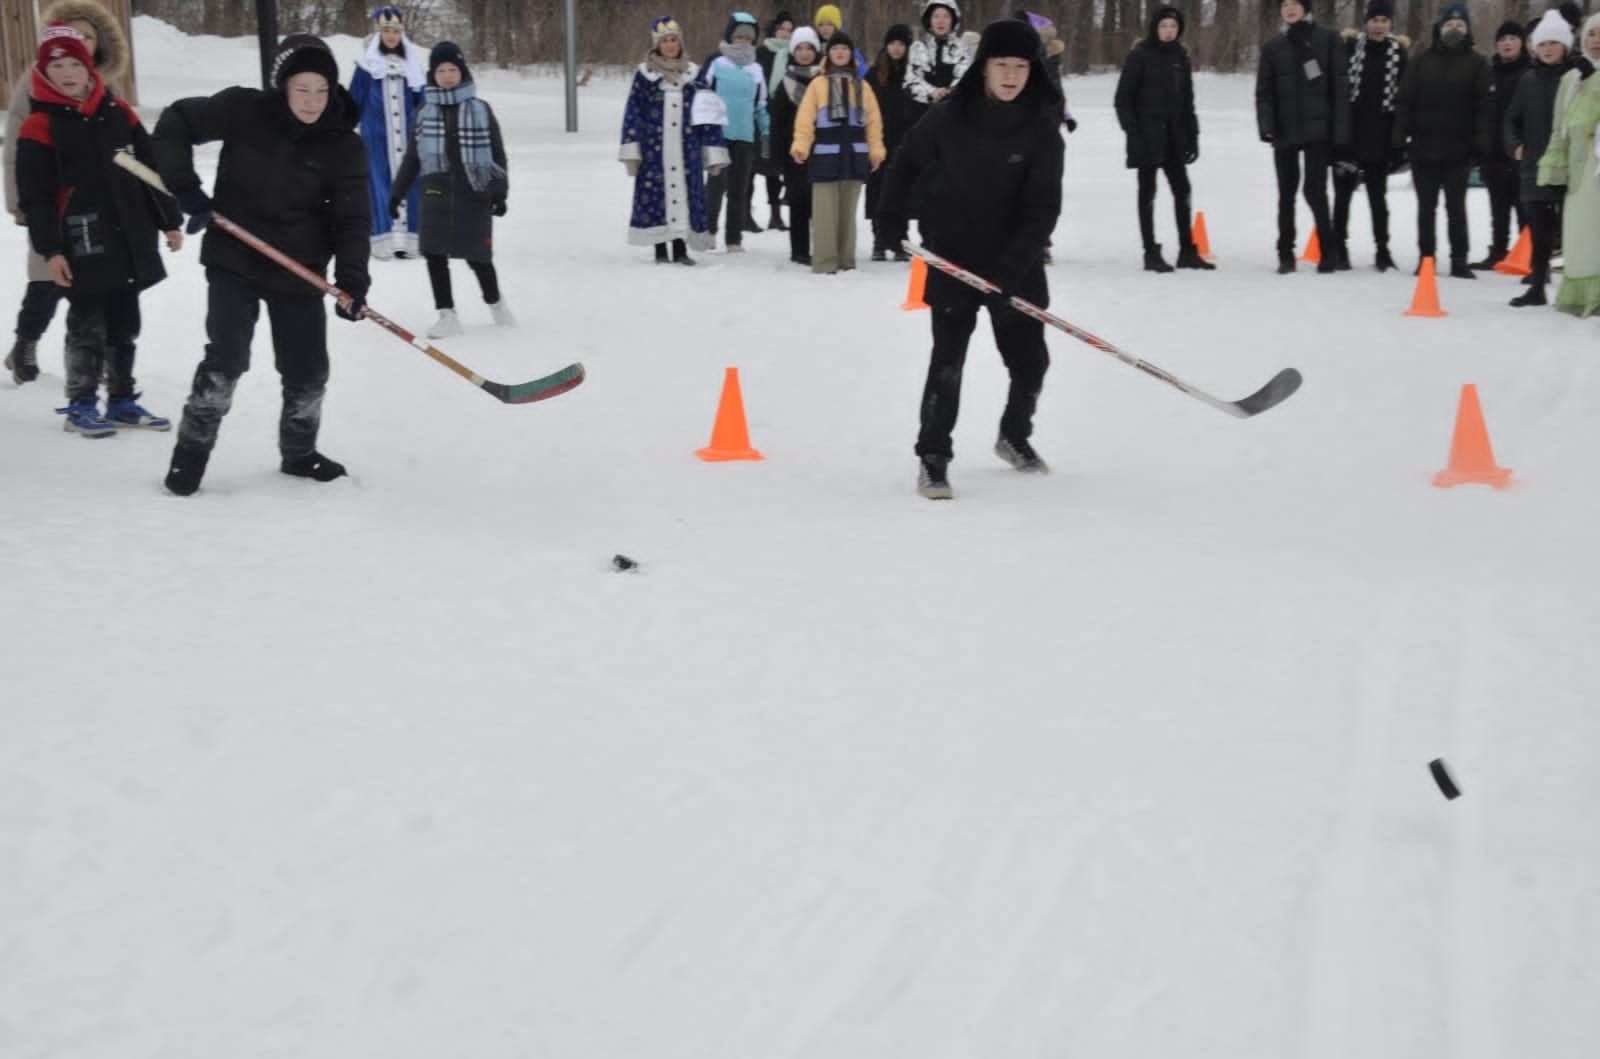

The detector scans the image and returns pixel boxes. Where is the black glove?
[177,187,213,234]
[1065,117,1078,133]
[335,292,366,322]
[1185,146,1199,165]
[492,199,508,217]
[1260,132,1274,144]
[387,198,401,220]
[1576,55,1595,80]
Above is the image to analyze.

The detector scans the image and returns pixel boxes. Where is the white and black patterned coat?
[1343,31,1407,164]
[905,35,970,105]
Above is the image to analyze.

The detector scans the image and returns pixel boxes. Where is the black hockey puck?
[612,554,639,572]
[1429,758,1460,800]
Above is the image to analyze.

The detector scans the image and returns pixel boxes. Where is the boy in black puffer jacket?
[155,34,371,495]
[878,18,1063,500]
[1391,3,1492,278]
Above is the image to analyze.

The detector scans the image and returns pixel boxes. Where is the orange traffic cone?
[696,367,764,462]
[1493,226,1532,276]
[1403,257,1448,318]
[1192,210,1214,261]
[1433,384,1512,489]
[1298,227,1321,264]
[900,256,929,311]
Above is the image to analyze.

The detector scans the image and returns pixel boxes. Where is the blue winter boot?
[104,393,172,430]
[56,399,116,438]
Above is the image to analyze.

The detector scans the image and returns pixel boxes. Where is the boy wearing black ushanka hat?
[877,17,1064,500]
[154,34,372,495]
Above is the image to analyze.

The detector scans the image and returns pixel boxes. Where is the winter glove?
[1065,117,1078,133]
[177,187,213,234]
[1333,158,1360,178]
[623,158,641,177]
[1185,145,1199,165]
[492,199,508,217]
[1577,55,1595,80]
[335,292,367,322]
[387,198,401,220]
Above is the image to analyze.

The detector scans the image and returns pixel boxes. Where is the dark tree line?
[131,0,1590,72]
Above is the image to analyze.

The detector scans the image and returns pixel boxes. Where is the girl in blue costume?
[349,6,424,258]
[620,16,731,264]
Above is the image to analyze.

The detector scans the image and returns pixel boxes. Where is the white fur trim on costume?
[364,33,426,89]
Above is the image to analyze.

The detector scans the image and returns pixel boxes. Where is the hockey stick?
[903,242,1302,419]
[113,152,583,405]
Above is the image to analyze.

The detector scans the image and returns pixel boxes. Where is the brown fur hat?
[40,0,128,92]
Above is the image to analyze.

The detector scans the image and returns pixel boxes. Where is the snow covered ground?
[3,18,1598,1059]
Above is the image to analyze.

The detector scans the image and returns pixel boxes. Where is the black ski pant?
[1136,161,1192,252]
[177,270,329,460]
[1480,157,1524,256]
[1411,161,1471,266]
[1273,143,1333,258]
[426,254,500,309]
[1523,198,1560,287]
[784,159,812,261]
[62,288,139,403]
[915,298,1049,460]
[706,140,756,246]
[1332,161,1391,252]
[15,279,64,343]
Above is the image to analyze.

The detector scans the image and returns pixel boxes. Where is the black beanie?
[824,30,855,56]
[428,40,471,84]
[884,23,913,47]
[973,16,1040,60]
[1494,19,1524,40]
[1364,0,1393,19]
[1149,5,1185,37]
[271,34,339,93]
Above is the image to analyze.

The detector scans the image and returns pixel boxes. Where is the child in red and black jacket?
[15,23,182,437]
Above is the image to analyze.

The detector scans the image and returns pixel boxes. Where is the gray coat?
[391,100,506,261]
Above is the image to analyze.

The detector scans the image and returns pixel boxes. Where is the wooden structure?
[0,0,138,111]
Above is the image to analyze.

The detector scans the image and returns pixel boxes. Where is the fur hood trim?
[40,0,128,91]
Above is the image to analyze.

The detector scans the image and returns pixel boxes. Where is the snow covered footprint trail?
[1297,587,1502,1059]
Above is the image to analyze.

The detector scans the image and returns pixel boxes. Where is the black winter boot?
[1374,247,1397,272]
[1448,260,1476,279]
[767,208,787,232]
[5,338,39,384]
[1143,245,1174,273]
[281,451,348,482]
[164,442,211,497]
[1334,242,1352,271]
[671,239,695,266]
[654,243,670,263]
[1470,246,1506,270]
[1510,284,1547,307]
[1277,253,1297,274]
[1175,245,1215,270]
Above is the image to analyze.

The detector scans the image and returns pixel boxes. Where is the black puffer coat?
[876,40,1063,308]
[1256,20,1351,147]
[1390,31,1492,164]
[1114,14,1198,169]
[1504,59,1574,202]
[1486,51,1532,161]
[154,84,371,299]
[392,94,507,262]
[16,75,180,296]
[1343,31,1408,164]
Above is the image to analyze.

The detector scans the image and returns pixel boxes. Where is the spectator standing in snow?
[877,18,1063,500]
[619,16,730,265]
[769,26,822,265]
[1115,6,1212,272]
[3,0,128,386]
[866,24,918,261]
[755,11,794,231]
[14,23,182,437]
[1256,0,1350,274]
[1331,0,1407,272]
[1474,20,1531,269]
[812,4,869,77]
[1503,10,1577,307]
[390,41,512,338]
[1390,2,1492,279]
[349,5,426,260]
[1536,12,1600,317]
[154,35,370,495]
[906,2,970,108]
[790,31,885,274]
[700,12,770,251]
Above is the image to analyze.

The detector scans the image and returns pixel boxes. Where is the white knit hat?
[1530,9,1572,48]
[789,26,821,54]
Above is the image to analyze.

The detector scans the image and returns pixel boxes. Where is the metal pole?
[563,0,577,132]
[256,0,279,90]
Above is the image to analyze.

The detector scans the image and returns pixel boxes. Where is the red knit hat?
[36,22,94,73]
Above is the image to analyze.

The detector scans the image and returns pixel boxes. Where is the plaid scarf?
[1348,34,1401,111]
[418,80,504,193]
